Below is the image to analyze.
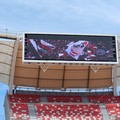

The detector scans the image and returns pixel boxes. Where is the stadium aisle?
[28,103,36,120]
[99,104,110,120]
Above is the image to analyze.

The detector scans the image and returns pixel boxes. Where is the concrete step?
[99,104,110,120]
[28,103,36,120]
[81,96,88,103]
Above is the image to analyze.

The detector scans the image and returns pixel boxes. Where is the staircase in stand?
[99,104,110,120]
[28,103,36,120]
[81,96,88,103]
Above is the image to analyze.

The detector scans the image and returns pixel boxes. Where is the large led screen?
[23,33,118,64]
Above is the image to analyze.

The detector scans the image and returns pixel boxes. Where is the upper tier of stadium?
[0,33,120,96]
[0,33,120,120]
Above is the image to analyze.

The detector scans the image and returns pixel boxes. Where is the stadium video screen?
[23,33,118,64]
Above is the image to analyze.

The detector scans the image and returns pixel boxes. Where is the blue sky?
[0,0,120,34]
[0,0,120,119]
[0,83,8,120]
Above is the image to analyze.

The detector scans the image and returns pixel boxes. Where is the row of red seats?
[10,103,30,120]
[106,103,120,120]
[88,95,120,103]
[37,116,102,120]
[47,95,82,103]
[35,103,103,120]
[9,94,40,103]
[10,94,120,104]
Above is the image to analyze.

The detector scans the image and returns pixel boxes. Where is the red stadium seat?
[34,103,103,120]
[47,95,82,103]
[106,103,120,120]
[10,103,30,120]
[87,95,120,103]
[9,94,41,103]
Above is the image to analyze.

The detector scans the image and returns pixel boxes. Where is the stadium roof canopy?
[0,34,120,95]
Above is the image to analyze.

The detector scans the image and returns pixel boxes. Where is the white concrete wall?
[0,40,15,85]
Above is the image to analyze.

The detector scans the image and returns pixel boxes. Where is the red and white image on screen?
[24,37,116,62]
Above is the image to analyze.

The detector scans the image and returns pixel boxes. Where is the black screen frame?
[22,33,119,65]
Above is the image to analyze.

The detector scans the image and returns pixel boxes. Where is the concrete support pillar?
[9,38,19,94]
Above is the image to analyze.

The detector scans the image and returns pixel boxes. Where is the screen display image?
[23,33,118,64]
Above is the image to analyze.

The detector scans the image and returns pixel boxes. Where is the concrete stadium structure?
[0,34,120,120]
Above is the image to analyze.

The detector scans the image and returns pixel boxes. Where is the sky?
[0,83,8,120]
[0,0,120,35]
[0,0,120,119]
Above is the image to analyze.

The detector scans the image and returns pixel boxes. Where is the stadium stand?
[47,95,82,103]
[9,94,41,103]
[9,92,105,120]
[106,103,120,120]
[87,95,120,103]
[1,34,120,120]
[7,91,120,120]
[35,103,103,120]
[10,103,30,120]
